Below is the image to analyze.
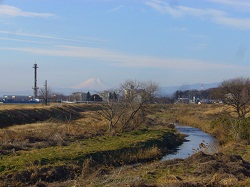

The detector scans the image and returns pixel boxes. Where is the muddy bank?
[72,151,250,187]
[160,152,250,186]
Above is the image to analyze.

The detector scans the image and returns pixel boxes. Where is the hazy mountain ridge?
[159,82,220,96]
[0,80,220,97]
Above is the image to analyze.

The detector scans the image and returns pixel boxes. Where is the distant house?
[2,95,34,103]
[123,89,144,104]
[91,94,103,102]
[70,92,87,102]
[175,97,190,104]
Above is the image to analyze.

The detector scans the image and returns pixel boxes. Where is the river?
[161,125,217,161]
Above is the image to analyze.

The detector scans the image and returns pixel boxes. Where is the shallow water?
[161,125,217,161]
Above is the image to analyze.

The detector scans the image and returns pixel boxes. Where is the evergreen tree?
[86,91,91,101]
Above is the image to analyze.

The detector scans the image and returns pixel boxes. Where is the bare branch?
[219,77,250,118]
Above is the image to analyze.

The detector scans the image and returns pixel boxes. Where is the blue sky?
[1,0,250,93]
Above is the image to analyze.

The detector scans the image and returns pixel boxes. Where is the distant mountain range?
[0,78,111,96]
[159,82,220,96]
[0,90,33,97]
[0,78,220,97]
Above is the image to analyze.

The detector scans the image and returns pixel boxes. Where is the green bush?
[211,117,250,144]
[239,119,250,143]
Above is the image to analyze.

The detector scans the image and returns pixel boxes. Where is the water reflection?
[161,125,217,161]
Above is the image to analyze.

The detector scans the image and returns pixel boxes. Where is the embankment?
[0,129,184,186]
[0,104,100,128]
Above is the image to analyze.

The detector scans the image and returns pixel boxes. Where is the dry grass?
[0,103,66,110]
[0,104,174,155]
[1,103,249,186]
[118,146,161,164]
[62,151,250,187]
[0,103,44,110]
[0,127,179,186]
[0,110,107,153]
[63,111,107,137]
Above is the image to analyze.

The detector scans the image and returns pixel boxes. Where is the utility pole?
[32,63,39,98]
[45,80,48,105]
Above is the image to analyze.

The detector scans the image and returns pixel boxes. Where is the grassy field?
[0,103,184,186]
[0,103,249,186]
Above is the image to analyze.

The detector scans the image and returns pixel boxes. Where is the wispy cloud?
[0,5,55,18]
[144,0,250,30]
[145,0,183,17]
[0,37,50,44]
[0,30,106,44]
[215,17,250,30]
[0,45,248,72]
[208,0,250,10]
[110,5,125,12]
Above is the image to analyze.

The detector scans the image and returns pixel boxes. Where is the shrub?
[211,117,250,144]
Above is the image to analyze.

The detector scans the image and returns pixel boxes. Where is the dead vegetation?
[0,103,250,186]
[0,110,107,154]
[45,152,250,187]
[0,104,101,128]
[0,103,185,186]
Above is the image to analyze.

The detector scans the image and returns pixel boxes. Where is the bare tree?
[98,80,159,133]
[219,77,250,118]
[51,93,69,102]
[38,80,54,105]
[119,80,158,130]
[98,90,125,133]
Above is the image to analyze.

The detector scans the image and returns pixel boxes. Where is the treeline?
[172,88,216,101]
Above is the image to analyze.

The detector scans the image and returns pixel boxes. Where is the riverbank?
[0,103,250,186]
[169,104,250,163]
[0,104,184,186]
[60,104,249,186]
[70,151,249,186]
[0,129,184,186]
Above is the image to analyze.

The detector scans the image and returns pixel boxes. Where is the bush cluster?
[211,117,250,144]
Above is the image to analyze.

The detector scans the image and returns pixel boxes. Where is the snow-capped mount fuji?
[71,78,111,92]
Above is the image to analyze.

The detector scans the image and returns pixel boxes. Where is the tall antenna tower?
[201,84,204,91]
[32,63,39,98]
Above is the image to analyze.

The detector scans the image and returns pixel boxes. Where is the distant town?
[0,64,223,105]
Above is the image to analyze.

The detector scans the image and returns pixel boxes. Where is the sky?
[1,0,250,94]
